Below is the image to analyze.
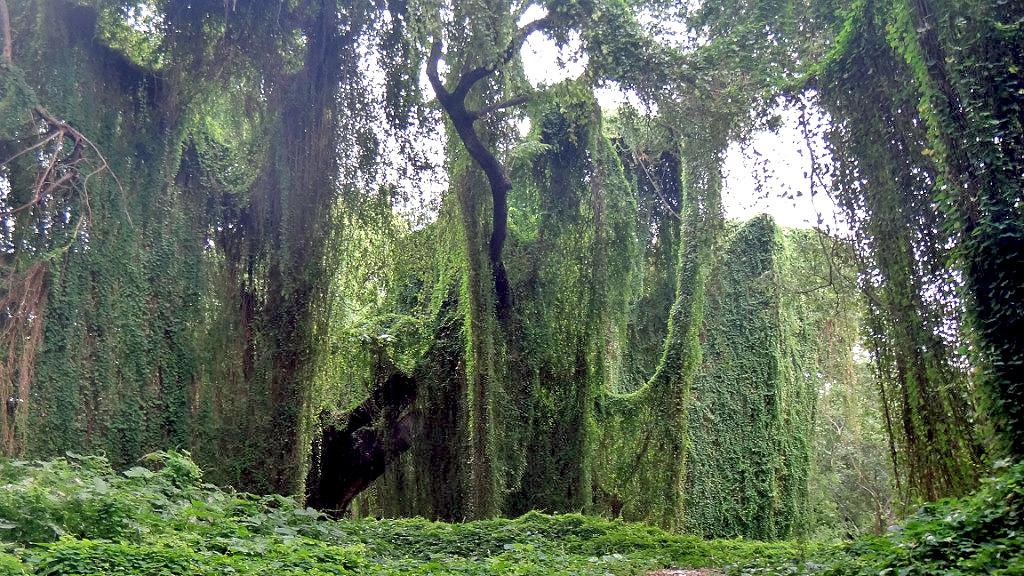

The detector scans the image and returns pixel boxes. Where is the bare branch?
[426,39,449,103]
[502,14,554,66]
[0,132,62,167]
[0,106,126,228]
[33,106,130,227]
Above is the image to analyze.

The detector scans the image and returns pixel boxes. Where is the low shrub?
[5,453,1019,575]
[0,452,802,575]
[723,459,1024,576]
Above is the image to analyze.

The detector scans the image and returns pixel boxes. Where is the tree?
[890,0,1024,458]
[9,0,1018,530]
[0,0,387,496]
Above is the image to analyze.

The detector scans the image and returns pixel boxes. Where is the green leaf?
[123,467,155,479]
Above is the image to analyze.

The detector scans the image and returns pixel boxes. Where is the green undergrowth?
[724,460,1024,576]
[0,452,801,575]
[4,453,1019,575]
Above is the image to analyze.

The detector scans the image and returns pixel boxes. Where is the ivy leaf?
[123,467,155,479]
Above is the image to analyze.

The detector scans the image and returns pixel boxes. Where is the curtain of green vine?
[888,0,1024,457]
[684,220,859,539]
[1,0,381,496]
[814,0,986,503]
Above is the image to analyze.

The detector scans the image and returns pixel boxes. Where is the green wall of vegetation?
[3,0,1021,542]
[1,0,384,497]
[349,103,861,535]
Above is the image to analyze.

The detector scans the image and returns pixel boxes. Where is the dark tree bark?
[424,17,549,317]
[306,372,421,515]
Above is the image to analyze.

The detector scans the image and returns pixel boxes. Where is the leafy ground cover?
[1,452,1020,575]
[0,452,801,575]
[723,460,1024,576]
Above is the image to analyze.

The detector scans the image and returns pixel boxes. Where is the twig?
[35,106,128,226]
[0,132,63,167]
[634,151,681,221]
[0,107,127,228]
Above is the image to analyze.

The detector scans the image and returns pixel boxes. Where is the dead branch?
[0,106,124,227]
[0,132,62,167]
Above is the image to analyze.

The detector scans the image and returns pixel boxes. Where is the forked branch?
[426,15,552,316]
[0,106,128,229]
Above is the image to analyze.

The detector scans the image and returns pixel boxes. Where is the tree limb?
[306,372,421,515]
[633,152,681,221]
[426,40,449,101]
[0,107,124,230]
[502,14,554,67]
[427,32,539,316]
[424,13,556,315]
[470,94,530,120]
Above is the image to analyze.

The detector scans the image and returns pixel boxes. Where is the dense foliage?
[355,200,858,536]
[2,454,1021,575]
[723,458,1024,575]
[0,0,391,496]
[1,0,1022,549]
[0,453,806,575]
[812,0,988,503]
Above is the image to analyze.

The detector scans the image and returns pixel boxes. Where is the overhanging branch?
[470,94,530,120]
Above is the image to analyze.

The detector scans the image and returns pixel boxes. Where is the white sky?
[518,15,844,232]
[721,115,845,233]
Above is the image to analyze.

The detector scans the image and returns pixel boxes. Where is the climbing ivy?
[684,220,861,540]
[336,0,866,530]
[810,0,987,504]
[9,0,1012,536]
[1,0,395,497]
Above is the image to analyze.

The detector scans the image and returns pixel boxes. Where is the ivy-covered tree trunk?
[816,0,987,502]
[238,1,346,494]
[2,0,196,464]
[646,139,722,529]
[590,131,721,530]
[453,163,503,517]
[422,0,549,518]
[892,0,1024,457]
[1,0,373,495]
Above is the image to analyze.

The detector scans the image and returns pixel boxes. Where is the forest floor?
[2,453,1021,576]
[647,565,720,569]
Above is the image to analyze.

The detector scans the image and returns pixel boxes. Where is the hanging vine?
[810,0,986,503]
